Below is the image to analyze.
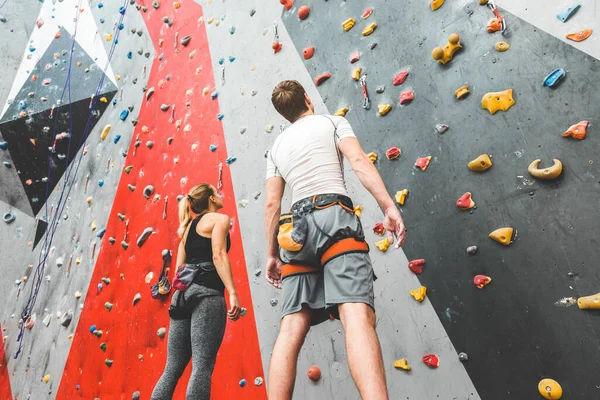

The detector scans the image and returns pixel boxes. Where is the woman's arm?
[211,214,241,321]
[176,240,186,268]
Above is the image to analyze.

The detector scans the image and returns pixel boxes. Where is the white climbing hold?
[157,327,167,338]
[133,293,142,306]
[254,377,264,386]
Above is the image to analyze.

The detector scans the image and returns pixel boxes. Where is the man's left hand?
[266,256,284,289]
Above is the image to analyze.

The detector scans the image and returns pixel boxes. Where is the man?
[264,80,406,400]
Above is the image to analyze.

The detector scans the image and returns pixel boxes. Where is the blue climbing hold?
[211,91,219,100]
[229,26,236,34]
[97,2,103,8]
[217,113,224,120]
[29,47,36,53]
[229,56,235,62]
[98,179,104,187]
[226,156,237,164]
[76,385,80,390]
[118,23,124,30]
[100,18,105,23]
[0,142,7,150]
[218,58,225,65]
[119,6,126,15]
[97,228,106,238]
[98,283,103,290]
[210,144,217,152]
[542,68,566,87]
[239,379,246,387]
[557,4,580,22]
[112,98,117,106]
[114,38,119,44]
[18,100,27,110]
[119,109,129,121]
[114,135,121,144]
[127,51,132,59]
[90,325,97,333]
[3,161,12,169]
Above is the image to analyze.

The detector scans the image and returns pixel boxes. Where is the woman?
[152,184,241,400]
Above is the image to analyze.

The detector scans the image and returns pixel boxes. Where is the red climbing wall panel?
[0,325,13,400]
[57,1,266,398]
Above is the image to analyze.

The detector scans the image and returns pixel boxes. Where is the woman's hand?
[227,292,241,322]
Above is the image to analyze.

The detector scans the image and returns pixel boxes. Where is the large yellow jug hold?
[489,227,513,246]
[577,292,600,309]
[538,379,562,399]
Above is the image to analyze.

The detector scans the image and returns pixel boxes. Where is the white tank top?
[266,115,356,205]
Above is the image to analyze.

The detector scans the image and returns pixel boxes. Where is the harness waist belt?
[292,194,354,214]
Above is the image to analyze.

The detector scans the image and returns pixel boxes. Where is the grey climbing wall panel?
[282,1,600,399]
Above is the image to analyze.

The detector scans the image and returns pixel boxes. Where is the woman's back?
[185,213,231,264]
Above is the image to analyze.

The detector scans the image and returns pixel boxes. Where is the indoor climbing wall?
[0,0,599,400]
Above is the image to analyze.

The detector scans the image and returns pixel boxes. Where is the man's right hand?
[266,256,283,289]
[383,206,406,248]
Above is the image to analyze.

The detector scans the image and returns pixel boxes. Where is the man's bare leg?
[338,303,389,400]
[267,306,312,400]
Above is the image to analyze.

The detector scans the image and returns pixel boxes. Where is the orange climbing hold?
[415,156,432,171]
[456,192,475,210]
[473,275,492,289]
[307,366,321,381]
[577,292,600,310]
[280,0,294,11]
[314,73,331,86]
[272,41,283,54]
[563,120,588,140]
[303,47,315,60]
[298,5,310,20]
[489,227,513,246]
[566,29,592,42]
[173,1,181,9]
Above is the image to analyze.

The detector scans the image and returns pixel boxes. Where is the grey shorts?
[278,195,375,326]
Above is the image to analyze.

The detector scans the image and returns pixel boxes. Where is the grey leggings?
[151,286,227,400]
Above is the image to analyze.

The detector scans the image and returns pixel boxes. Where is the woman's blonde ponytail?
[178,196,192,238]
[177,184,214,239]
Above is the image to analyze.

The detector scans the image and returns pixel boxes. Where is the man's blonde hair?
[271,80,309,122]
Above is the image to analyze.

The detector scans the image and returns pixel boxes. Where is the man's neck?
[292,110,313,123]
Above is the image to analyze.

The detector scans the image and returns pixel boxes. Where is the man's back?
[266,114,356,204]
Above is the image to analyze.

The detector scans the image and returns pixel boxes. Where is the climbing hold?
[114,135,121,144]
[160,104,170,112]
[481,89,515,114]
[93,330,103,337]
[43,375,50,383]
[436,124,449,133]
[566,29,592,42]
[422,354,440,368]
[101,277,110,285]
[399,91,414,105]
[105,33,113,41]
[86,197,93,204]
[100,342,107,352]
[211,91,219,100]
[61,311,73,327]
[272,41,283,54]
[468,154,492,171]
[393,71,409,86]
[265,125,274,133]
[373,222,386,236]
[120,109,129,121]
[350,50,360,63]
[308,365,321,381]
[280,0,294,10]
[217,113,225,120]
[157,327,167,338]
[314,73,331,86]
[432,33,462,64]
[394,358,411,370]
[210,144,217,152]
[146,141,154,148]
[557,4,580,22]
[455,85,470,100]
[362,23,377,36]
[104,302,113,311]
[375,238,390,252]
[137,227,154,247]
[408,259,425,274]
[458,352,469,362]
[415,156,432,171]
[298,5,310,20]
[143,185,155,199]
[367,152,377,163]
[495,41,510,51]
[334,107,349,117]
[456,192,475,210]
[152,0,160,8]
[538,378,563,399]
[117,213,126,221]
[577,292,600,309]
[132,392,141,400]
[270,299,278,306]
[431,0,445,10]
[354,205,363,217]
[0,142,7,150]
[362,8,373,19]
[528,159,563,180]
[563,120,588,140]
[105,359,114,367]
[378,104,392,116]
[229,26,236,34]
[376,86,385,93]
[369,42,378,50]
[467,246,478,255]
[395,189,409,205]
[133,293,142,306]
[239,379,247,387]
[226,157,237,164]
[254,377,264,386]
[542,68,566,88]
[351,67,362,81]
[146,87,155,101]
[386,146,401,160]
[342,18,355,32]
[180,35,191,46]
[473,275,492,289]
[489,227,514,246]
[3,211,16,224]
[303,47,315,60]
[410,286,427,302]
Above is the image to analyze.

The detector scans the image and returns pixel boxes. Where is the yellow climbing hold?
[100,124,111,141]
[75,257,81,265]
[431,0,445,10]
[528,159,563,180]
[91,220,97,231]
[378,104,392,116]
[215,20,221,27]
[354,205,362,218]
[375,237,390,252]
[362,22,377,36]
[367,152,378,163]
[538,379,562,399]
[410,286,427,302]
[577,292,600,309]
[75,290,82,299]
[43,374,50,383]
[455,85,470,100]
[207,17,214,24]
[468,154,492,171]
[86,196,92,204]
[100,97,108,103]
[189,50,197,59]
[489,227,513,246]
[394,358,411,370]
[342,18,355,32]
[334,107,349,117]
[432,33,462,64]
[496,42,510,52]
[480,0,489,3]
[104,33,113,41]
[203,87,210,95]
[116,75,121,81]
[173,1,181,9]
[481,89,515,114]
[351,67,362,81]
[395,189,408,205]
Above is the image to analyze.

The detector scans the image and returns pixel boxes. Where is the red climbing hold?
[415,156,432,171]
[314,73,331,86]
[307,365,321,381]
[349,50,360,63]
[422,354,440,368]
[386,146,401,160]
[373,222,385,236]
[399,90,414,105]
[473,275,492,289]
[456,192,475,210]
[393,71,409,86]
[303,47,315,60]
[408,259,425,275]
[280,0,294,11]
[362,8,373,19]
[272,41,283,54]
[298,5,310,20]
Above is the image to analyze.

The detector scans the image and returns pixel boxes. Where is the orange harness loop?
[281,264,319,280]
[321,238,369,265]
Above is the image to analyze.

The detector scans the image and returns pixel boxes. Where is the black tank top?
[184,214,230,293]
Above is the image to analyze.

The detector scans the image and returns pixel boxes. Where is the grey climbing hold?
[128,184,136,192]
[134,140,142,148]
[375,85,385,94]
[117,213,126,221]
[146,87,155,101]
[43,314,52,327]
[254,377,264,386]
[254,268,262,276]
[0,16,7,23]
[3,161,12,169]
[3,211,16,224]
[93,330,103,337]
[157,327,167,338]
[61,311,73,327]
[152,0,160,9]
[253,191,262,200]
[466,246,478,255]
[158,53,165,61]
[108,237,116,244]
[458,352,468,362]
[369,42,377,50]
[121,241,129,250]
[240,307,247,316]
[100,342,107,352]
[146,141,154,149]
[124,165,133,174]
[133,293,142,306]
[56,257,64,267]
[251,89,258,96]
[104,302,113,311]
[250,9,256,16]
[137,30,143,37]
[132,391,141,400]
[180,35,191,46]
[137,227,154,247]
[143,185,155,199]
[102,277,111,285]
[105,359,113,367]
[167,137,173,145]
[160,104,170,112]
[270,299,278,306]
[436,124,449,133]
[240,127,247,134]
